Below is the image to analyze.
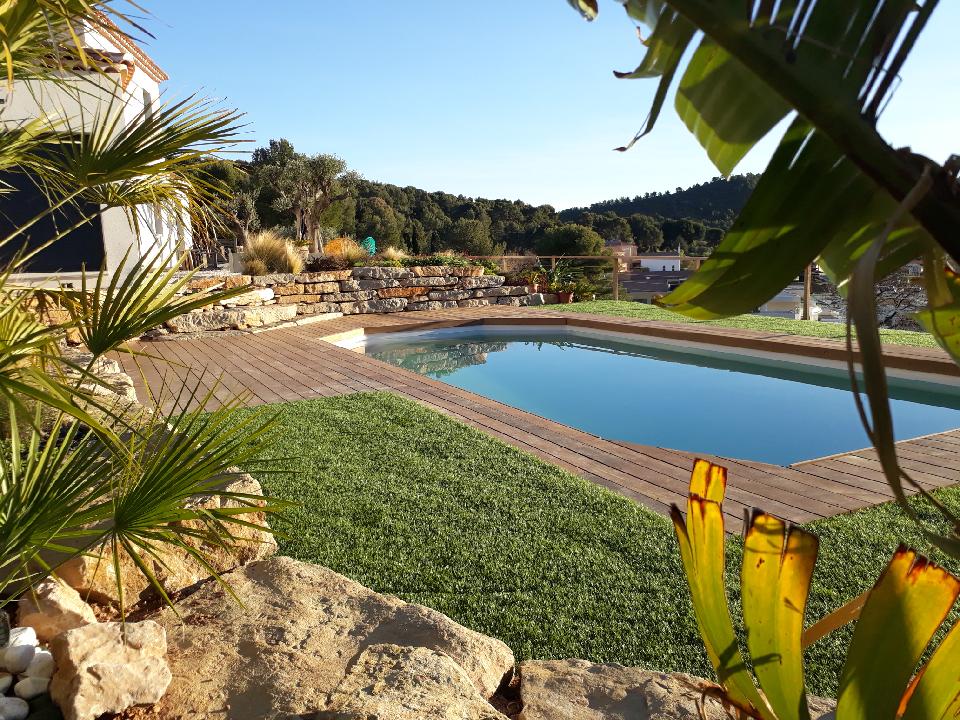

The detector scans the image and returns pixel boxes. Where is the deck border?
[124,306,960,525]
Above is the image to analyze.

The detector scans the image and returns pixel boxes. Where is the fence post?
[613,257,620,301]
[550,256,556,270]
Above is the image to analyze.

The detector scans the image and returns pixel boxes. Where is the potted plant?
[520,267,545,293]
[552,280,577,304]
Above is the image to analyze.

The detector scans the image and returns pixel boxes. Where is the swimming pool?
[349,325,960,465]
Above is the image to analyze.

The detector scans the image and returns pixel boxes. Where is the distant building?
[757,285,821,320]
[620,270,692,303]
[1,16,188,283]
[635,252,682,273]
[604,240,682,272]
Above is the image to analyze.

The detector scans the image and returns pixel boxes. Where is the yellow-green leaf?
[916,303,960,366]
[688,457,726,503]
[675,37,790,176]
[901,619,960,720]
[837,547,960,719]
[671,460,775,720]
[742,512,818,720]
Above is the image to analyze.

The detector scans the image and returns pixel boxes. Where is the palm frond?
[61,249,252,358]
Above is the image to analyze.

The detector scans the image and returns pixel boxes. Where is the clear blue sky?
[145,1,959,209]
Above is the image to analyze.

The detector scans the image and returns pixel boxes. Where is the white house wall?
[637,257,681,272]
[1,27,187,279]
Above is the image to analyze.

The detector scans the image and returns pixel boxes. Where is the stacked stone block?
[164,266,558,333]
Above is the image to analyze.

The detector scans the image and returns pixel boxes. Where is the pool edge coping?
[317,311,960,474]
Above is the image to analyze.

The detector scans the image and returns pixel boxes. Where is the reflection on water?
[369,341,509,377]
[363,329,960,465]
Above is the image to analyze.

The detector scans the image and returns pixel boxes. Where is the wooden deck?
[120,306,960,527]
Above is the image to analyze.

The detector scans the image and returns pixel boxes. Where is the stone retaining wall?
[165,266,557,333]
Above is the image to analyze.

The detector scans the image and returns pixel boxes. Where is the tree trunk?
[294,207,304,244]
[306,213,321,254]
[802,264,812,320]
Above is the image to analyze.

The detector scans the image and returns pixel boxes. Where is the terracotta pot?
[556,291,574,304]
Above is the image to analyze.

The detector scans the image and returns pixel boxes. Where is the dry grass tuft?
[324,237,369,265]
[242,230,304,275]
[380,246,408,261]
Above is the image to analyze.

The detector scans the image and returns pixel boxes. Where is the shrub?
[357,256,403,268]
[402,252,473,268]
[475,259,500,275]
[324,237,370,266]
[242,230,304,274]
[306,255,352,271]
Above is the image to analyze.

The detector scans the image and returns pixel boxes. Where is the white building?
[634,252,682,272]
[604,239,682,272]
[757,284,821,320]
[0,17,189,283]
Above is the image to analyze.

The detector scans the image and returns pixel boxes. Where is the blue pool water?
[361,326,960,465]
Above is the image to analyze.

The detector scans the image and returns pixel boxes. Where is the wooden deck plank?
[121,305,959,524]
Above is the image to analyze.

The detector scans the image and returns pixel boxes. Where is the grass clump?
[242,229,304,275]
[557,300,939,348]
[235,392,959,697]
[324,237,370,265]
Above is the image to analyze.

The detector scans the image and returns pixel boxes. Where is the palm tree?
[0,1,280,609]
[568,0,959,556]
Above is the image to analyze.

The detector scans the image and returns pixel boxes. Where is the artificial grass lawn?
[237,392,960,698]
[557,300,940,348]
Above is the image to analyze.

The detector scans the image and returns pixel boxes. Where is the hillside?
[558,174,759,229]
[211,139,757,257]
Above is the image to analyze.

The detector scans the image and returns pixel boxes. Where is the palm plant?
[672,460,959,719]
[0,1,281,610]
[567,0,960,556]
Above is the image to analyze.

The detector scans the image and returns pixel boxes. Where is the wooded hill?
[209,139,758,257]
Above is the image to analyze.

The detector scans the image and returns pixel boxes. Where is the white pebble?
[2,645,34,674]
[0,673,10,693]
[13,676,48,700]
[23,650,53,679]
[0,696,29,720]
[7,628,36,648]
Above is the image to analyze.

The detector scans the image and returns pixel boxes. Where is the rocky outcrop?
[50,621,171,720]
[318,644,508,720]
[17,579,97,643]
[517,659,837,720]
[150,556,514,719]
[57,474,276,606]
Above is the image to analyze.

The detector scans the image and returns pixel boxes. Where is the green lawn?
[237,392,960,698]
[556,300,940,348]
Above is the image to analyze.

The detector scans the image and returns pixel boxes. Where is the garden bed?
[230,391,960,698]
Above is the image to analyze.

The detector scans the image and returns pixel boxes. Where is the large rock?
[428,289,472,301]
[58,474,276,606]
[17,579,97,643]
[462,276,504,289]
[355,298,407,313]
[352,266,413,280]
[151,556,514,719]
[50,621,171,720]
[219,287,274,306]
[164,305,297,332]
[318,644,508,719]
[517,660,836,720]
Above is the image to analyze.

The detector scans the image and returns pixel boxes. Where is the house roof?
[622,270,692,295]
[93,13,168,83]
